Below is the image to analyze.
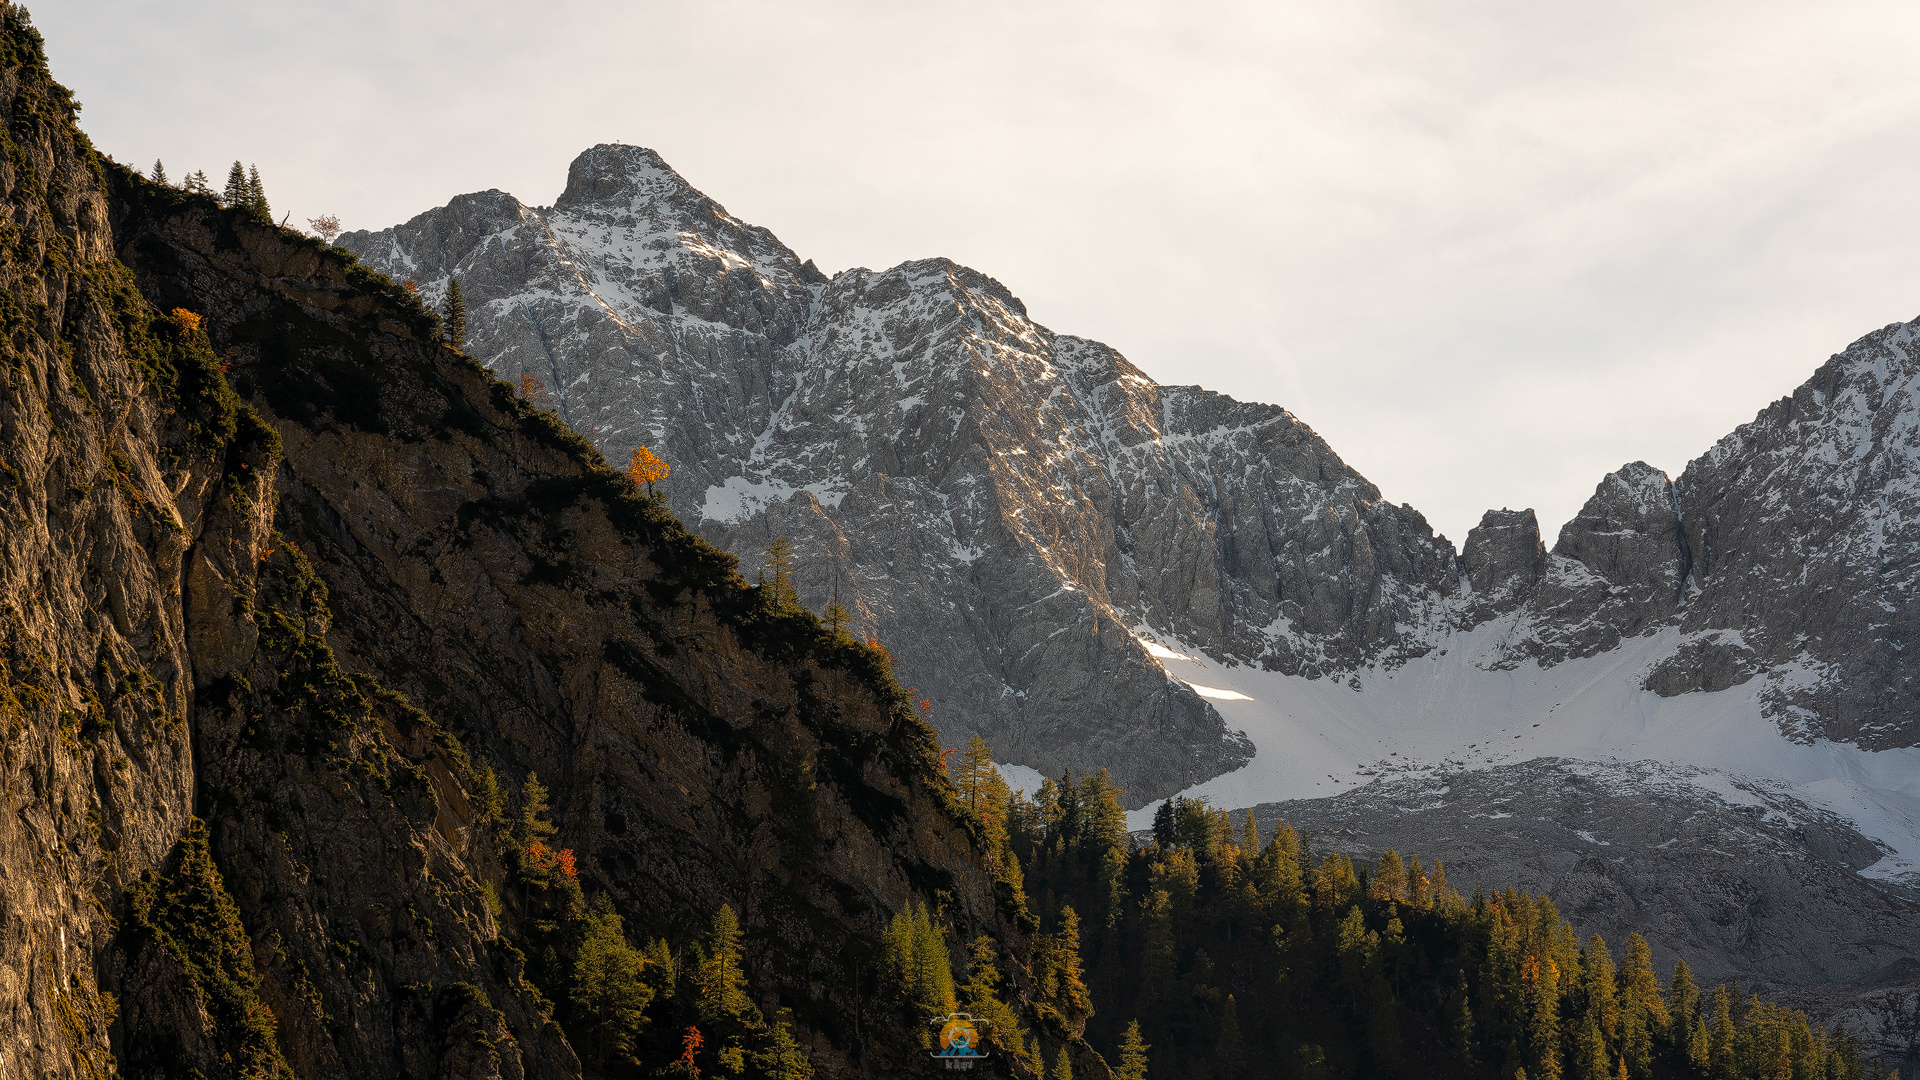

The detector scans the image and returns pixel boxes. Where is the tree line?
[937,745,1896,1080]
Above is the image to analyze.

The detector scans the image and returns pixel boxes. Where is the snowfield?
[1118,622,1920,890]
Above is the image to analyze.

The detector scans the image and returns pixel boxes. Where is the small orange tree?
[517,372,551,409]
[628,446,669,495]
[307,214,342,243]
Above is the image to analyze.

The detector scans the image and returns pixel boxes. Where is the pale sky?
[42,1,1920,548]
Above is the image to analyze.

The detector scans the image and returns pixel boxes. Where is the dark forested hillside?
[0,7,1069,1077]
[997,765,1897,1080]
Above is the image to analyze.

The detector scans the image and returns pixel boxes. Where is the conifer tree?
[1054,905,1089,1019]
[955,734,1003,825]
[1446,970,1477,1078]
[1049,1046,1074,1080]
[1708,984,1737,1080]
[1115,1020,1150,1080]
[1371,849,1408,904]
[573,892,657,1069]
[1616,933,1666,1078]
[150,159,168,186]
[1136,889,1175,1018]
[881,900,954,1017]
[1151,799,1175,850]
[1218,993,1246,1080]
[518,771,557,848]
[1407,853,1431,909]
[247,163,269,220]
[695,904,755,1026]
[1573,1013,1609,1080]
[822,570,850,638]
[960,936,1030,1069]
[1668,959,1700,1039]
[752,1017,813,1080]
[1525,953,1564,1080]
[759,537,797,607]
[1580,935,1620,1045]
[223,161,248,207]
[442,277,467,351]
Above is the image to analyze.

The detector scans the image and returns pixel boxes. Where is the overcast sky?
[43,1,1920,547]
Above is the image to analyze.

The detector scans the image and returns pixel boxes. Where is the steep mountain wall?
[339,143,1920,803]
[1,16,1062,1078]
[340,148,1486,802]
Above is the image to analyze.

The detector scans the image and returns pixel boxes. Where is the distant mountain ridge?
[341,144,1920,800]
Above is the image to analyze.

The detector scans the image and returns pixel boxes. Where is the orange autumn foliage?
[169,308,202,335]
[524,841,577,880]
[679,1026,704,1075]
[516,372,551,409]
[627,446,670,494]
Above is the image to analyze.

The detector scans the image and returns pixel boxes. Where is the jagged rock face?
[1249,759,1920,1041]
[1,21,1069,1077]
[1458,508,1548,626]
[345,143,1920,782]
[1663,320,1920,747]
[341,148,1483,801]
[1483,323,1920,746]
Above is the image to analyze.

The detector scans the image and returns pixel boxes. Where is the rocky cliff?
[342,146,1920,805]
[0,14,1074,1078]
[338,147,1494,803]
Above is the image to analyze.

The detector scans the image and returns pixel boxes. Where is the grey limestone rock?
[345,149,1478,802]
[343,144,1920,793]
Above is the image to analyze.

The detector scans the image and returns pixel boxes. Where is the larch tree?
[1407,853,1431,909]
[1708,984,1738,1080]
[1371,849,1408,904]
[882,900,955,1018]
[1218,993,1246,1080]
[954,734,1003,826]
[695,904,755,1025]
[1115,1020,1150,1080]
[759,537,797,607]
[518,771,557,848]
[959,936,1030,1070]
[573,892,657,1070]
[1616,933,1666,1078]
[822,571,851,638]
[1580,934,1620,1045]
[1054,905,1089,1019]
[442,277,468,351]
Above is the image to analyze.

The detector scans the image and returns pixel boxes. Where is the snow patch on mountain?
[1123,620,1920,889]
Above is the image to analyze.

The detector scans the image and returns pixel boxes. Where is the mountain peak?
[554,143,693,210]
